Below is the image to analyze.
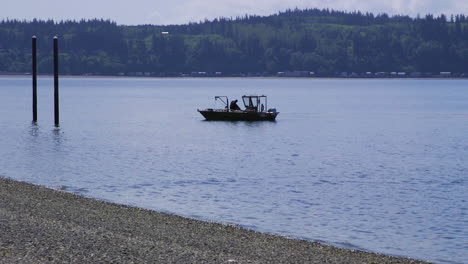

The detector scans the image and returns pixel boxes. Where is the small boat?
[198,95,279,121]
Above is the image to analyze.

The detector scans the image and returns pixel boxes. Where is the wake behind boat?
[198,95,279,121]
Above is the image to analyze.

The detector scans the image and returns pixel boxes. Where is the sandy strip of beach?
[0,177,429,263]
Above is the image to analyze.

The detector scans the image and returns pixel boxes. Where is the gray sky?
[3,0,468,25]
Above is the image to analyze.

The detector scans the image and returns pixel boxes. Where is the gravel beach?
[0,177,430,263]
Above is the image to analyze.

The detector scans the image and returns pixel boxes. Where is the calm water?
[1,77,467,263]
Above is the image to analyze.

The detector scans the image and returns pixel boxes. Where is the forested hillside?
[2,8,468,76]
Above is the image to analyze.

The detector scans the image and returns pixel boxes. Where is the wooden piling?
[53,36,59,127]
[32,36,37,123]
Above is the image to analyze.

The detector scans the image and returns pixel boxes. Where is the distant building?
[191,71,207,77]
[277,71,309,77]
[375,72,387,77]
[440,72,451,77]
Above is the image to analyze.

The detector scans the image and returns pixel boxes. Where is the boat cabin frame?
[242,95,267,112]
[214,95,268,112]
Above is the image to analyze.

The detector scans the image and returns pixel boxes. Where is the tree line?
[2,8,468,76]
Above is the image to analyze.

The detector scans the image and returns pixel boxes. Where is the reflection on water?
[52,127,64,148]
[1,77,468,264]
[29,123,39,136]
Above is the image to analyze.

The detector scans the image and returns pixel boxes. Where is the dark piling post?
[32,36,37,123]
[53,36,59,127]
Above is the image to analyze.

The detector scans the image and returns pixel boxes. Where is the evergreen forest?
[2,8,468,76]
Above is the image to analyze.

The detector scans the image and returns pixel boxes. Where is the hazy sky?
[3,0,468,25]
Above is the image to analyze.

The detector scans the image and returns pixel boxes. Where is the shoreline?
[0,177,430,263]
[0,74,467,80]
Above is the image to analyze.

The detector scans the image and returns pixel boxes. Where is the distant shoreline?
[1,74,468,80]
[0,177,430,263]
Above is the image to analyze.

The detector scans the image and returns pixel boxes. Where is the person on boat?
[230,99,241,111]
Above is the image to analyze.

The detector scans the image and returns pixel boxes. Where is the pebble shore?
[0,177,430,263]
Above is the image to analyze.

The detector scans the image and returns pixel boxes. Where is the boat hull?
[198,109,278,121]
